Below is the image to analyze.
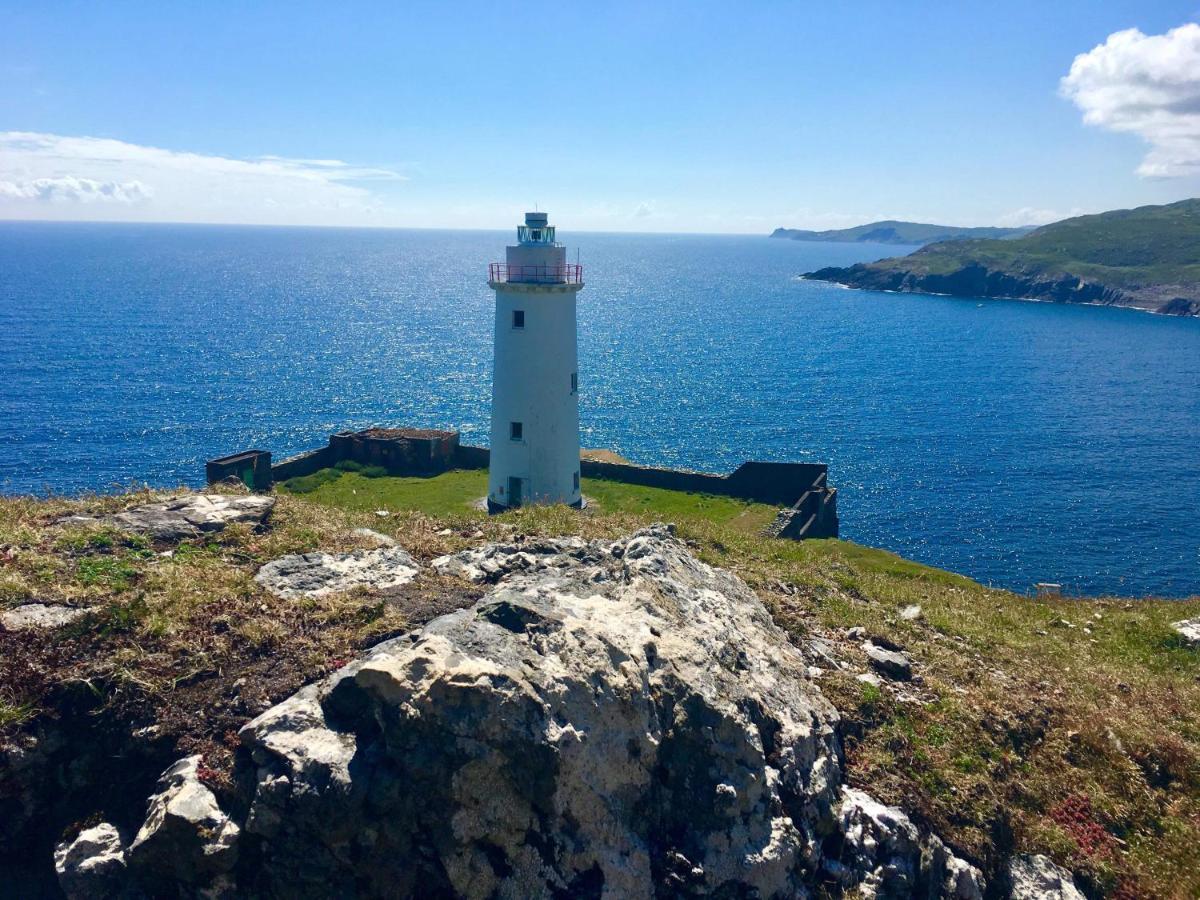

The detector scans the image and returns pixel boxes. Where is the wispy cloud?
[0,175,152,204]
[1061,23,1200,177]
[0,131,406,224]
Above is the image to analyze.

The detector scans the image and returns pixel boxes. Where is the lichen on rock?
[54,525,989,898]
[255,546,420,598]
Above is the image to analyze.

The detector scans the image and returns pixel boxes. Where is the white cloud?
[1061,23,1200,177]
[633,201,655,218]
[0,176,152,204]
[0,131,406,224]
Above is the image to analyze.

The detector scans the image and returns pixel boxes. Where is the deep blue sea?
[2,221,1198,597]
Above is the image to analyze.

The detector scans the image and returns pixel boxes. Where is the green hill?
[804,199,1200,316]
[771,220,1032,245]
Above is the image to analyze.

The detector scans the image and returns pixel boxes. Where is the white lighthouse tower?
[487,212,584,511]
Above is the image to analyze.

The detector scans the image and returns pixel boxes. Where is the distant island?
[771,220,1033,245]
[803,199,1200,316]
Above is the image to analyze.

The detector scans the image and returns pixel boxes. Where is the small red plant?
[330,658,349,670]
[196,763,222,786]
[1050,794,1117,860]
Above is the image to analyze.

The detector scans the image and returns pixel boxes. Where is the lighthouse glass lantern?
[487,212,584,511]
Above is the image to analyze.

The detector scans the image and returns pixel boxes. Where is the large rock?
[73,527,981,898]
[238,525,844,898]
[54,822,127,899]
[255,546,420,598]
[1006,854,1085,900]
[64,494,275,542]
[1172,616,1200,647]
[126,755,239,889]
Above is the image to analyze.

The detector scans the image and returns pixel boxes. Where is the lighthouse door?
[507,477,524,508]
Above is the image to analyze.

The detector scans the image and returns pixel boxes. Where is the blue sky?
[2,0,1199,232]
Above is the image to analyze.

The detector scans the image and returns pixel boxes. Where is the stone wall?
[211,428,839,539]
[270,446,335,482]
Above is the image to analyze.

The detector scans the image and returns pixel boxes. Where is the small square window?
[570,372,577,394]
[510,421,523,441]
[512,310,525,328]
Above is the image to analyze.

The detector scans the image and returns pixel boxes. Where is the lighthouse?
[487,212,584,511]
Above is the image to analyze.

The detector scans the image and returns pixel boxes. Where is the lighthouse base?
[487,496,586,515]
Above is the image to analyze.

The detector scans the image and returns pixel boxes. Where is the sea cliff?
[804,199,1200,317]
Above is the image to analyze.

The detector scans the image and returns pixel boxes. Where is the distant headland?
[770,220,1033,245]
[802,199,1200,317]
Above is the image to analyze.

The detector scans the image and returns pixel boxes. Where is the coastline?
[799,275,1171,316]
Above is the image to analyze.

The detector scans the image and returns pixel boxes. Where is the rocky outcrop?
[126,755,240,891]
[57,526,984,898]
[1,602,90,631]
[63,494,275,542]
[805,262,1200,316]
[1005,854,1085,900]
[828,789,983,899]
[255,546,419,598]
[1173,616,1200,647]
[54,823,127,899]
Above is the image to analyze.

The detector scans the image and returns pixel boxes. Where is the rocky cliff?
[804,261,1200,316]
[803,199,1200,316]
[51,526,999,899]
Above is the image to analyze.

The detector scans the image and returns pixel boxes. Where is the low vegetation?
[888,198,1200,288]
[807,198,1200,314]
[2,476,1197,897]
[281,466,779,532]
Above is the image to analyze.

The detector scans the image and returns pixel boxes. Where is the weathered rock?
[255,546,419,598]
[900,604,923,621]
[1172,616,1200,647]
[827,788,983,899]
[54,822,127,899]
[126,756,239,888]
[63,494,275,542]
[238,525,844,898]
[74,527,981,898]
[1006,854,1085,900]
[0,603,90,631]
[865,641,913,680]
[431,534,592,582]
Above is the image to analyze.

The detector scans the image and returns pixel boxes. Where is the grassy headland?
[1,478,1197,897]
[805,199,1200,316]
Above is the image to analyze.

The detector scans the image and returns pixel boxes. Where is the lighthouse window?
[530,228,541,241]
[573,471,580,490]
[570,372,577,394]
[510,421,523,441]
[512,309,525,328]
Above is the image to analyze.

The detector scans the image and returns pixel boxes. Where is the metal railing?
[488,263,584,285]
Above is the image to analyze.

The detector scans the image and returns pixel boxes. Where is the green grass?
[280,468,780,532]
[814,198,1200,305]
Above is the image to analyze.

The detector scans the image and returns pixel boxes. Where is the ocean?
[2,221,1198,597]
